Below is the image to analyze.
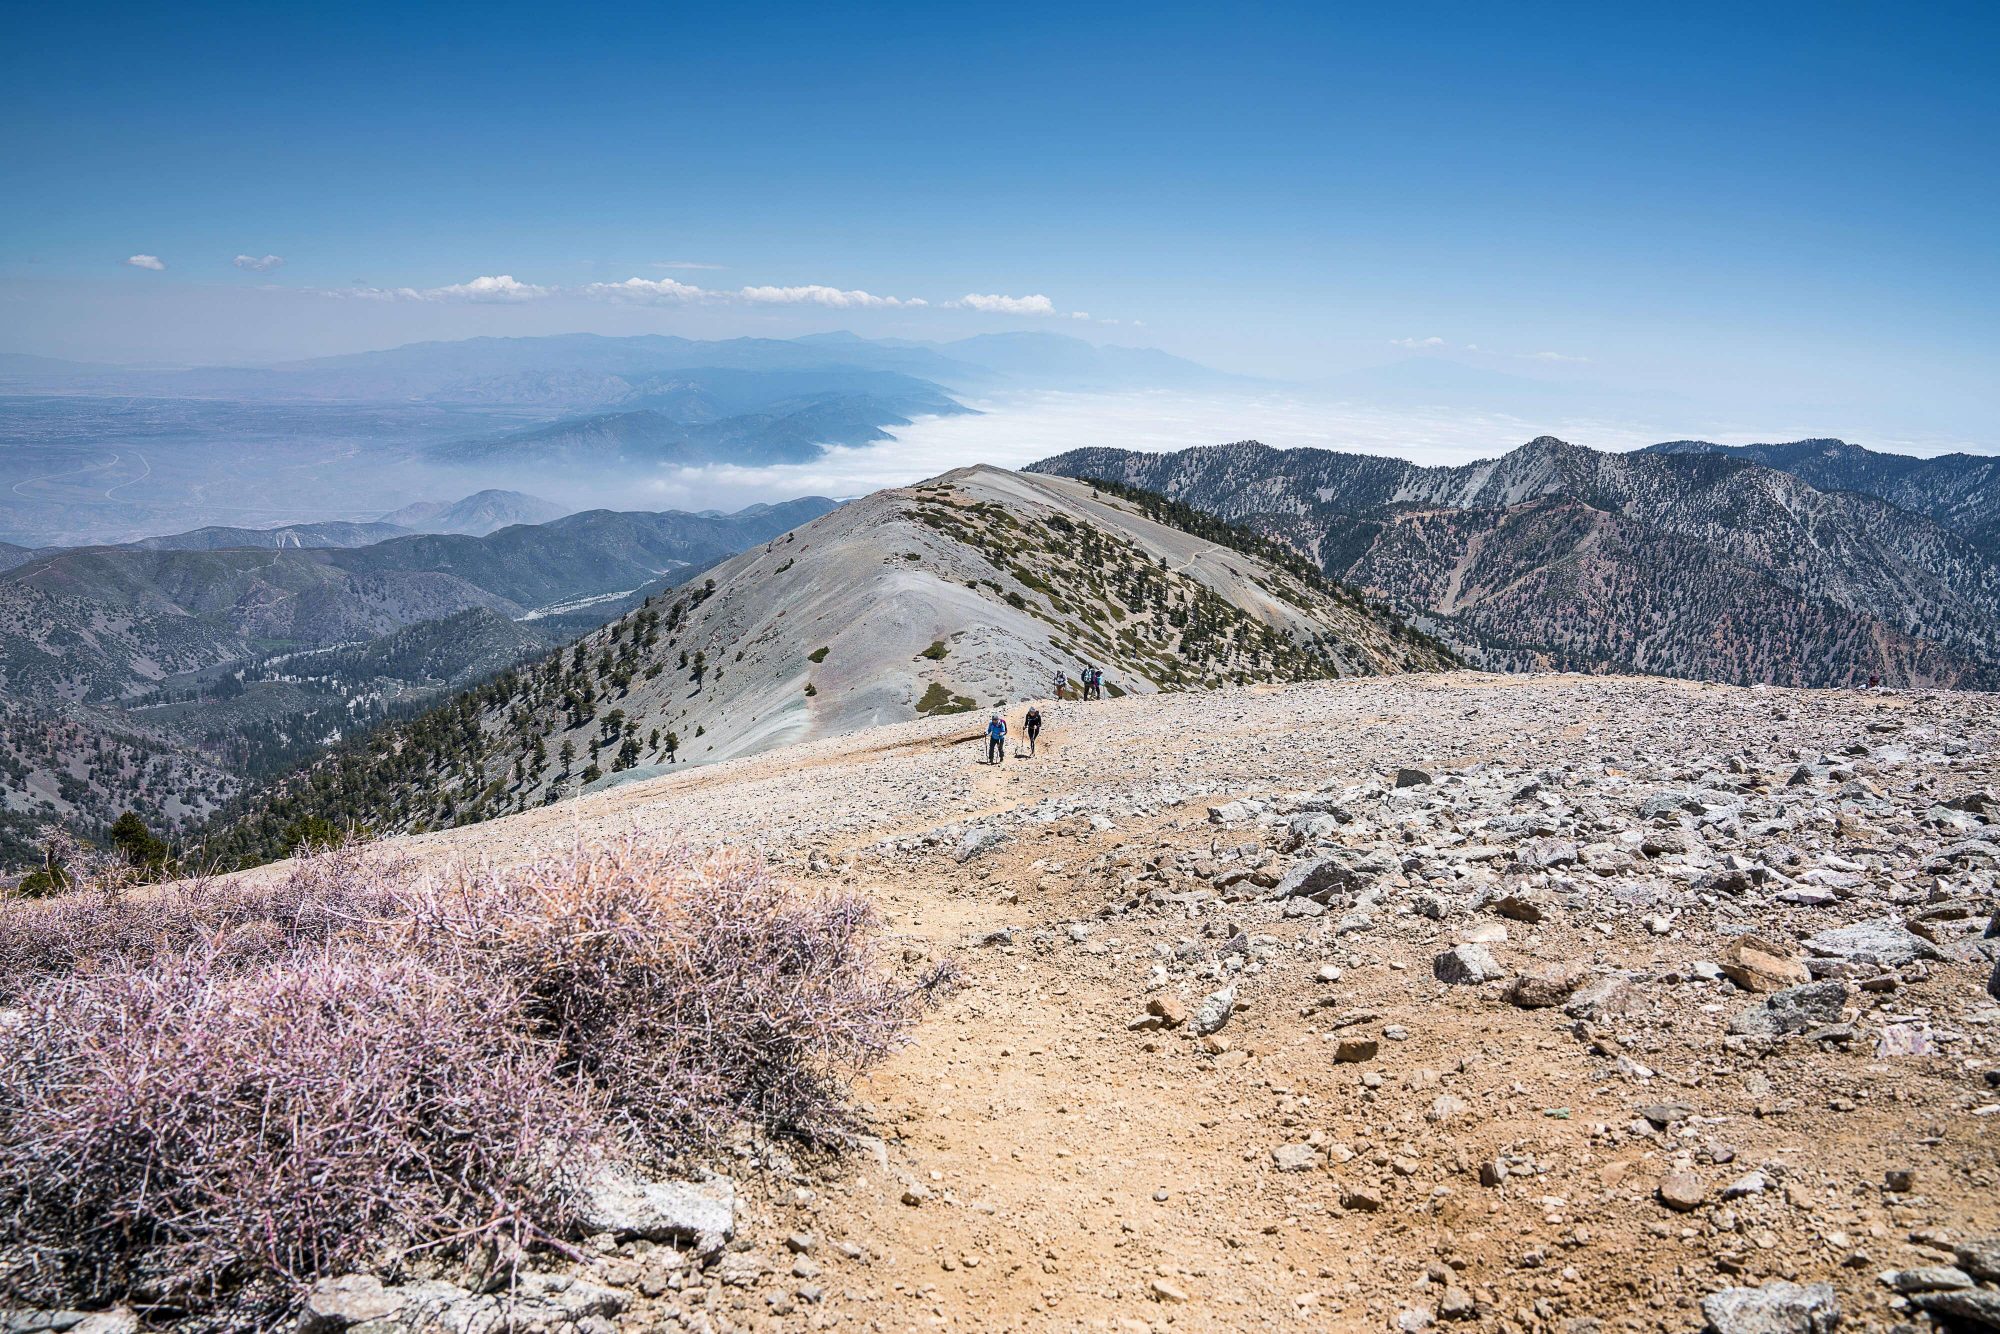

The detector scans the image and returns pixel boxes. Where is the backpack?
[988,715,1005,738]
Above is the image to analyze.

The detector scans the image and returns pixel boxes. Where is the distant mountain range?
[1032,436,2000,689]
[0,496,834,866]
[199,466,1450,861]
[378,489,569,536]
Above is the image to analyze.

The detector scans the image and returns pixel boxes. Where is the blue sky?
[3,1,1995,441]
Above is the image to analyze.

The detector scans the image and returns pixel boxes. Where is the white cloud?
[948,292,1059,316]
[737,284,925,309]
[1390,336,1446,349]
[580,276,711,304]
[233,253,284,272]
[333,274,554,302]
[1526,350,1591,363]
[126,254,166,271]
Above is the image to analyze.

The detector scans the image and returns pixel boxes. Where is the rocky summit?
[206,674,2000,1333]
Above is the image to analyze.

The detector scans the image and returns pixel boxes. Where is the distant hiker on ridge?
[1024,705,1043,757]
[1052,669,1067,700]
[986,711,1008,765]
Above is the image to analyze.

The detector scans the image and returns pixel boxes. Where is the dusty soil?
[317,675,2000,1332]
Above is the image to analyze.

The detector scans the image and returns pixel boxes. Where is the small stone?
[1658,1171,1707,1212]
[1719,941,1811,994]
[1478,1159,1507,1187]
[1192,984,1237,1036]
[1315,964,1344,983]
[1506,966,1585,1009]
[1334,1037,1379,1063]
[1272,1143,1323,1172]
[1147,995,1189,1028]
[1149,1278,1189,1303]
[1395,768,1434,788]
[1434,943,1505,985]
[900,1184,930,1206]
[1340,1185,1383,1212]
[1884,1168,1916,1193]
[1439,1286,1477,1321]
[1880,1266,1972,1294]
[1721,1172,1767,1200]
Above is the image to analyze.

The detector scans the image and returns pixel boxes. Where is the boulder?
[1699,1282,1839,1334]
[1658,1171,1707,1212]
[1434,943,1506,985]
[1394,768,1434,788]
[1726,981,1849,1038]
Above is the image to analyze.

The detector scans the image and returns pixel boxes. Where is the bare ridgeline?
[3,675,1996,1333]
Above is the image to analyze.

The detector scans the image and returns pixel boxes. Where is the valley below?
[224,673,2000,1334]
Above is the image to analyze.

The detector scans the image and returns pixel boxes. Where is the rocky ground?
[64,674,2000,1333]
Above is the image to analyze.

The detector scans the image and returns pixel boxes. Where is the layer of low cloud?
[233,253,285,272]
[612,387,1672,514]
[125,254,166,271]
[1392,335,1589,364]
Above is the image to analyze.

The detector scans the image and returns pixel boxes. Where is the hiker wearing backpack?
[1052,669,1067,700]
[1024,706,1043,756]
[986,711,1007,765]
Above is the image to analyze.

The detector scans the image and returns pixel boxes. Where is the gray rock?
[300,1277,404,1333]
[571,1162,735,1246]
[1434,943,1506,985]
[956,826,1006,863]
[1564,972,1640,1020]
[1276,857,1366,903]
[1909,1289,2000,1332]
[1192,983,1237,1035]
[1699,1281,1839,1334]
[1957,1238,2000,1283]
[1802,920,1938,968]
[1271,1143,1322,1172]
[0,1315,92,1334]
[1879,1266,1971,1294]
[62,1318,135,1334]
[1726,981,1849,1038]
[1395,768,1434,788]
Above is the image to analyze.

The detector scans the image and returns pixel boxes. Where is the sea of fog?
[622,387,1704,511]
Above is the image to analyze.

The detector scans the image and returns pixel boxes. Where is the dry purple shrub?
[0,841,404,996]
[405,843,955,1151]
[0,941,596,1316]
[0,839,946,1319]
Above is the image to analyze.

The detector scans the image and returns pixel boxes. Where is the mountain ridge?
[1030,436,2000,688]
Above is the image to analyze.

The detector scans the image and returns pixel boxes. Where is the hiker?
[1083,667,1102,700]
[986,711,1007,765]
[1052,669,1067,700]
[1024,705,1043,756]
